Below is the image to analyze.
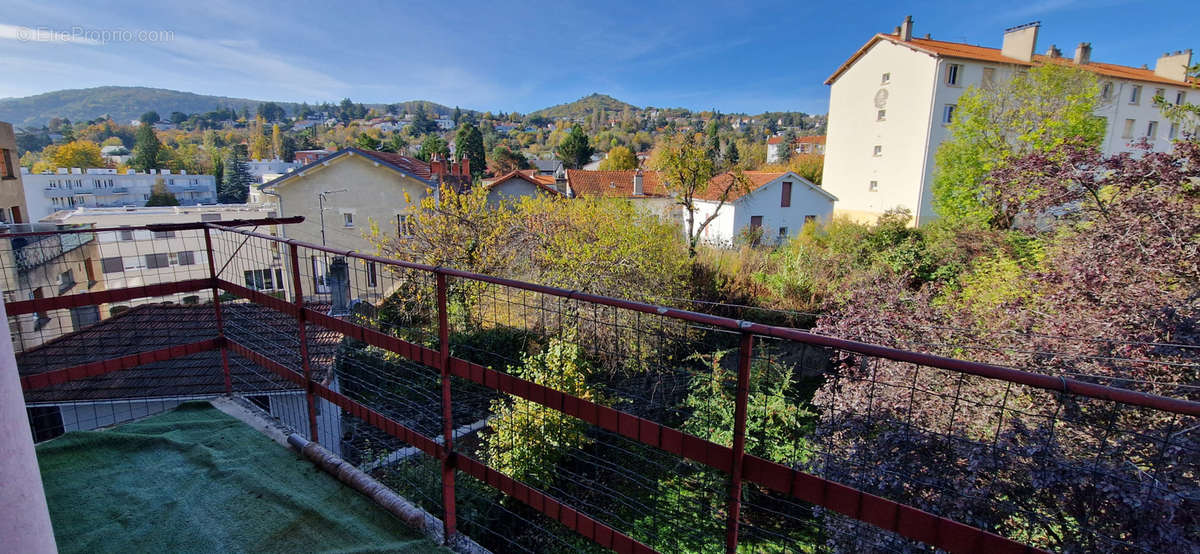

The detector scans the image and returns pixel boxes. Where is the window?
[200,213,222,222]
[58,270,75,293]
[869,180,878,192]
[101,257,124,273]
[1169,123,1180,140]
[0,149,14,180]
[945,63,962,86]
[174,251,196,266]
[396,214,415,236]
[1129,85,1141,104]
[1177,91,1187,105]
[780,182,792,207]
[749,216,763,229]
[1146,121,1158,139]
[880,72,891,84]
[1122,119,1135,139]
[876,109,886,121]
[367,261,378,287]
[118,229,134,241]
[243,269,279,291]
[804,215,817,226]
[777,227,788,240]
[343,212,354,227]
[872,145,882,156]
[1154,88,1165,102]
[982,67,996,88]
[942,104,956,124]
[1101,82,1113,100]
[152,230,176,239]
[145,253,169,269]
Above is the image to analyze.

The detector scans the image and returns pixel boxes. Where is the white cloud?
[0,23,100,45]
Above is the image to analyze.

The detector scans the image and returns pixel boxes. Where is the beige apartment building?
[260,148,468,295]
[823,17,1195,224]
[2,225,103,352]
[0,121,29,223]
[42,204,284,315]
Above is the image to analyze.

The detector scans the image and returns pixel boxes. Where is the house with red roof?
[822,16,1195,225]
[484,170,564,208]
[767,135,826,163]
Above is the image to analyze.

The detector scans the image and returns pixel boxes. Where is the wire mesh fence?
[8,222,1198,554]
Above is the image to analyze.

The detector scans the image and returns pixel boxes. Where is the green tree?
[131,124,163,171]
[555,124,593,169]
[211,156,224,190]
[486,145,529,176]
[725,139,740,166]
[452,106,462,125]
[220,144,252,203]
[651,132,749,257]
[933,64,1106,228]
[139,111,160,125]
[454,123,485,178]
[271,124,282,159]
[145,178,180,206]
[416,135,449,162]
[596,145,637,170]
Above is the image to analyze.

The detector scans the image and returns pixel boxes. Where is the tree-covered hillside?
[529,93,639,119]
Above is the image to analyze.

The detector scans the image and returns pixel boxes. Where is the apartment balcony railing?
[4,222,1197,553]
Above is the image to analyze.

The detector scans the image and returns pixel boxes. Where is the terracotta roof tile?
[18,304,340,403]
[565,170,669,198]
[485,170,563,195]
[699,171,786,202]
[828,34,1199,87]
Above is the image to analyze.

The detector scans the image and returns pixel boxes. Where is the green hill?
[0,86,460,128]
[529,93,639,119]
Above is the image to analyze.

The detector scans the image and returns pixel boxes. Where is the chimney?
[1073,42,1091,65]
[1001,21,1039,62]
[460,156,470,177]
[1154,49,1192,82]
[1046,44,1061,57]
[430,155,444,178]
[633,169,644,196]
[899,15,913,41]
[328,257,351,316]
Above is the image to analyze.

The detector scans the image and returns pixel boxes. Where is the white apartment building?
[41,204,286,314]
[21,168,218,220]
[823,17,1195,224]
[246,159,301,180]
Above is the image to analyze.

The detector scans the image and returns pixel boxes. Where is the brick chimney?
[460,156,470,177]
[1046,44,1062,58]
[1154,49,1192,82]
[633,169,644,196]
[1074,42,1091,65]
[1001,22,1039,62]
[430,155,444,178]
[899,15,913,42]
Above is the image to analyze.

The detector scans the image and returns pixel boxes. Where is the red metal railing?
[8,222,1198,553]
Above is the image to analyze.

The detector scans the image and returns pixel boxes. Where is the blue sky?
[0,0,1194,114]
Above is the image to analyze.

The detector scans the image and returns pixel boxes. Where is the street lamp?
[317,189,347,247]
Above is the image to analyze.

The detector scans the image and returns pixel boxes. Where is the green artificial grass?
[35,402,445,553]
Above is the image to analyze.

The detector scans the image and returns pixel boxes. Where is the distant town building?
[2,222,101,352]
[21,168,217,220]
[823,17,1196,224]
[246,159,302,180]
[293,149,332,165]
[484,170,563,208]
[766,135,826,163]
[435,118,455,130]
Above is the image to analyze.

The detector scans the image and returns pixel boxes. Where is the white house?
[767,136,827,163]
[822,16,1196,225]
[691,171,837,245]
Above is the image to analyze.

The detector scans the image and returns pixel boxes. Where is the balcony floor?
[35,401,444,553]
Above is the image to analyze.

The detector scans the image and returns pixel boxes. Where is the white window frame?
[945,63,962,86]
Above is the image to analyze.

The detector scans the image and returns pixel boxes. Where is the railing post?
[726,330,754,554]
[203,227,232,394]
[289,242,319,443]
[436,271,457,545]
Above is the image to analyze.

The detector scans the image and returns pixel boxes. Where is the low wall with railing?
[5,221,1197,554]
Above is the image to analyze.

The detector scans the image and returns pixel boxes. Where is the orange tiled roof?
[827,34,1198,87]
[565,170,668,198]
[767,135,826,145]
[698,171,785,202]
[486,170,562,195]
